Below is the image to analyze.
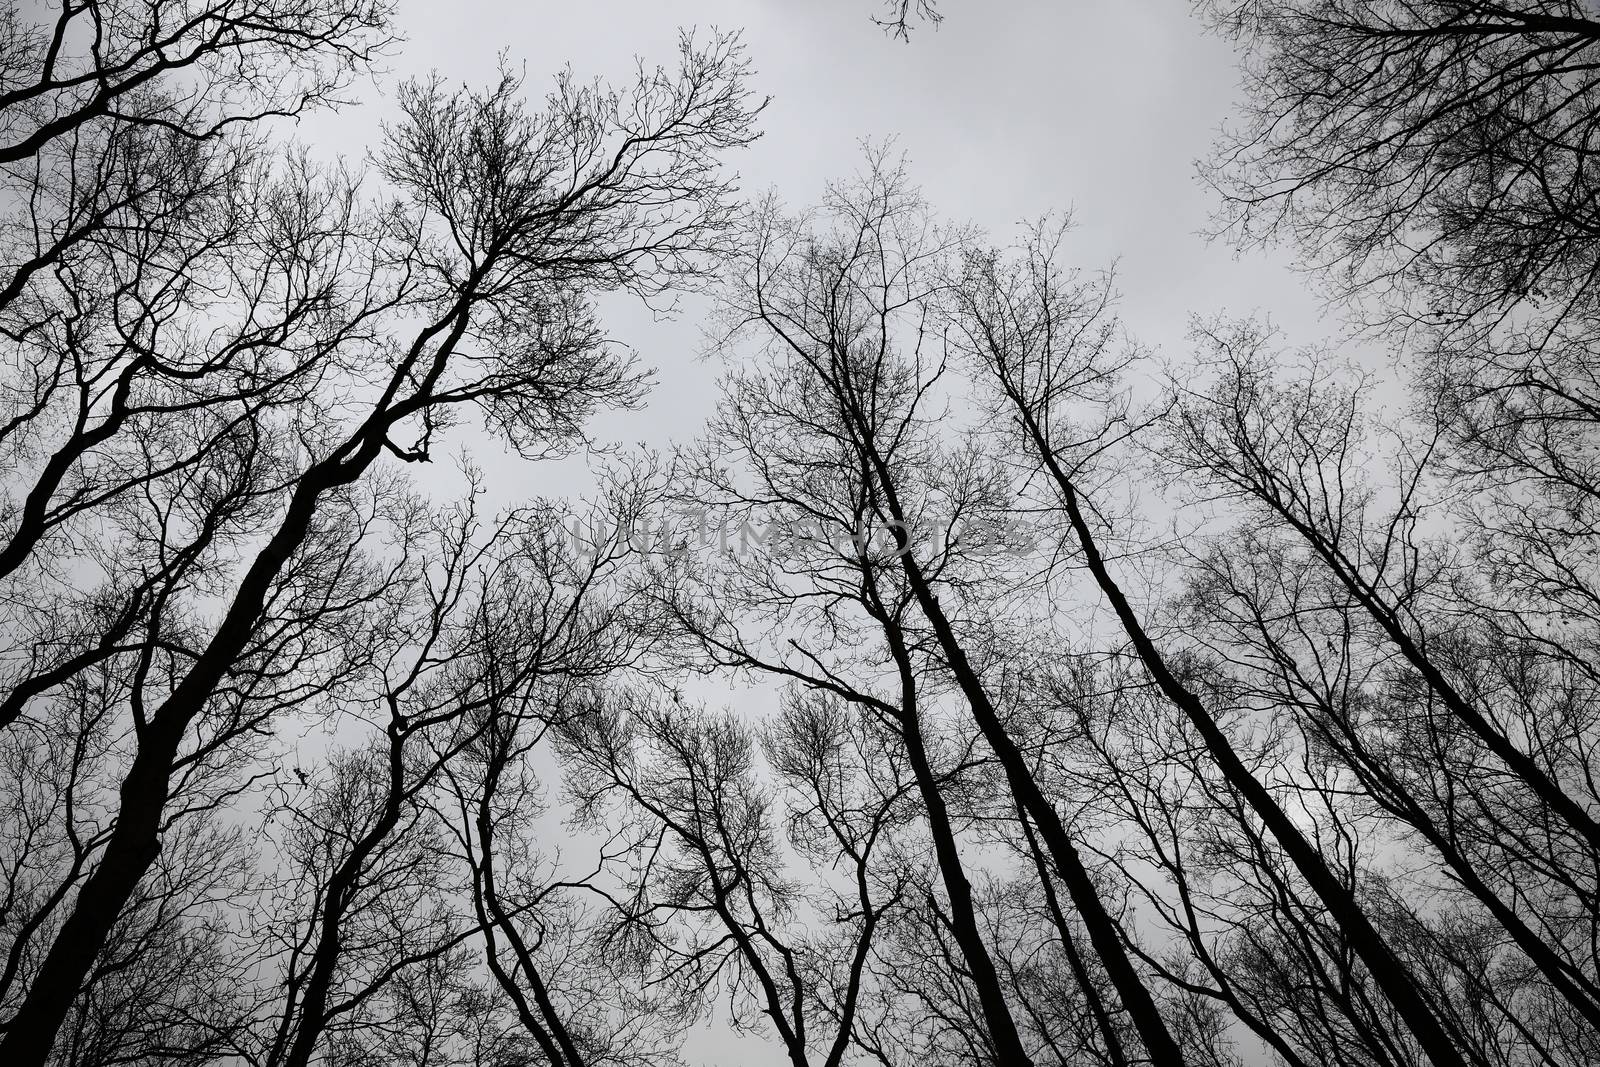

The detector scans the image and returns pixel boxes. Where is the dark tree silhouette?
[949,223,1484,1067]
[0,0,394,165]
[0,19,761,1065]
[633,158,1193,1066]
[874,0,943,39]
[1200,1,1600,328]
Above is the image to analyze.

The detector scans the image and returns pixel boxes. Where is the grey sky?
[296,0,1325,482]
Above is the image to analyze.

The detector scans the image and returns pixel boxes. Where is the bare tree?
[433,487,683,1067]
[1171,6,1600,1061]
[636,157,1193,1066]
[0,0,394,165]
[0,29,761,1066]
[556,660,921,1067]
[1199,1,1600,329]
[873,1,944,39]
[1154,328,1600,1066]
[948,223,1483,1067]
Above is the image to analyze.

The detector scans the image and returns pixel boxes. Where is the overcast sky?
[296,6,1328,1059]
[293,0,1330,498]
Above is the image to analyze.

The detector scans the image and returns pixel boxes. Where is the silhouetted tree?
[636,157,1193,1066]
[1200,1,1600,328]
[950,222,1479,1067]
[0,21,761,1065]
[434,486,682,1067]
